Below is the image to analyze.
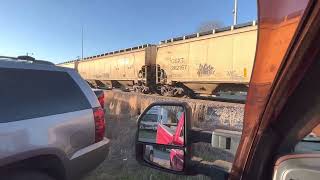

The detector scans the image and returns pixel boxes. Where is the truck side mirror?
[135,102,192,175]
[135,102,230,178]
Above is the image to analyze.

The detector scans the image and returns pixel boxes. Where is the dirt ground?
[82,91,244,180]
[83,114,209,180]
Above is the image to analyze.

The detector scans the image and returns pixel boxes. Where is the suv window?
[0,68,91,123]
[143,114,158,122]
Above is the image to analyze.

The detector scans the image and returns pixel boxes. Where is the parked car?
[140,106,168,130]
[144,145,154,162]
[0,56,110,180]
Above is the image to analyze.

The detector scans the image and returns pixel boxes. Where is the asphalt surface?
[152,149,171,169]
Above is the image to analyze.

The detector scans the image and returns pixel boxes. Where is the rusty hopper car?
[58,44,157,92]
[156,21,257,96]
[58,21,257,98]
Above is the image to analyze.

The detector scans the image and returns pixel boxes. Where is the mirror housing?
[135,102,193,175]
[135,102,230,178]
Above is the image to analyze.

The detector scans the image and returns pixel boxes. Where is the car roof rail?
[0,55,55,65]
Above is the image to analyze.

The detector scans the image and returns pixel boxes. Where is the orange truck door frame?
[229,0,320,179]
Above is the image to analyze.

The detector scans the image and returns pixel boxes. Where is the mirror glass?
[138,105,185,146]
[143,144,184,171]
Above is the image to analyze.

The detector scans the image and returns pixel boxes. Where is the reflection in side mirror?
[136,102,231,178]
[136,103,189,174]
[143,144,185,171]
[138,105,185,146]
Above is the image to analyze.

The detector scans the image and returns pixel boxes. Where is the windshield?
[1,0,260,179]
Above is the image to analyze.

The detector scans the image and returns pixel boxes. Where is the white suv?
[0,56,110,180]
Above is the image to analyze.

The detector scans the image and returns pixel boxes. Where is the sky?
[0,0,257,64]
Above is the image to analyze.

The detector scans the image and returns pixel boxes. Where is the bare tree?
[197,20,224,32]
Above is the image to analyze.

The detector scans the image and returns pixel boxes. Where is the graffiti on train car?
[197,64,215,76]
[170,57,188,71]
[227,70,243,80]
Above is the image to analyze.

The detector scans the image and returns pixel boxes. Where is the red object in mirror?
[170,149,184,171]
[156,112,184,146]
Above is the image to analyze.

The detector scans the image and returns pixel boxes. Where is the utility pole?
[81,26,84,61]
[233,0,238,25]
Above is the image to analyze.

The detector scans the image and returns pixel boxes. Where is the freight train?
[58,21,258,98]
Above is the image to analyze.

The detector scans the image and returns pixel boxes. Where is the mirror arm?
[188,128,212,144]
[188,157,230,179]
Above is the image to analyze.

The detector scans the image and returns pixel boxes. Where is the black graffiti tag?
[197,64,215,76]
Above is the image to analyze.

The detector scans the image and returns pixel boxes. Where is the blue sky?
[0,0,257,63]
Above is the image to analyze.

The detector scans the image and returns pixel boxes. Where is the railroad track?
[99,88,246,104]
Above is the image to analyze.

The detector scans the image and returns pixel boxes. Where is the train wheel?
[136,88,142,93]
[142,86,150,94]
[133,85,142,93]
[161,86,174,96]
[183,95,191,98]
